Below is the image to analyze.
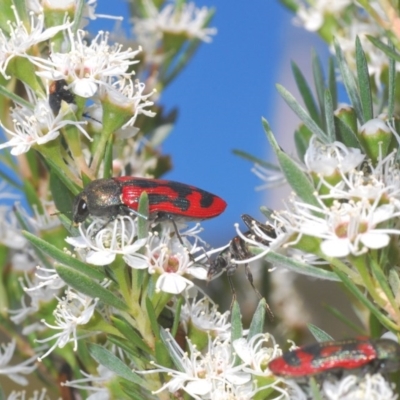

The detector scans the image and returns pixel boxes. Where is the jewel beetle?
[268,337,400,378]
[72,177,227,230]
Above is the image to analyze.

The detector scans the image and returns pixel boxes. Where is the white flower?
[66,216,147,266]
[0,206,26,250]
[0,7,71,78]
[176,289,231,338]
[0,340,37,386]
[282,197,400,258]
[97,78,156,128]
[127,225,208,294]
[304,137,365,177]
[0,89,90,155]
[134,0,216,49]
[9,268,64,330]
[138,331,253,400]
[294,0,352,32]
[252,163,287,190]
[36,288,98,360]
[34,29,141,97]
[322,373,397,400]
[61,364,114,400]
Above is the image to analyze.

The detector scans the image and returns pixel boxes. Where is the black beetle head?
[72,193,89,224]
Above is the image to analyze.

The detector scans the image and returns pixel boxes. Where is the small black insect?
[49,79,75,115]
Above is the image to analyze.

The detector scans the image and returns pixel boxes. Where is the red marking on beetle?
[118,177,226,220]
[269,338,400,378]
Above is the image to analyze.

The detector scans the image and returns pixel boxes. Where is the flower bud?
[358,118,392,163]
[335,105,358,136]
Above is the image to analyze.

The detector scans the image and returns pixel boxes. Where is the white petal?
[226,372,252,385]
[187,266,208,280]
[71,79,98,97]
[232,338,251,363]
[123,254,149,269]
[156,274,190,294]
[320,238,350,257]
[360,232,390,249]
[65,236,88,248]
[184,380,211,396]
[86,250,116,265]
[123,238,147,254]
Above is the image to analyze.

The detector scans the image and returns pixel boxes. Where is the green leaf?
[23,231,105,280]
[233,149,280,170]
[50,169,75,217]
[88,343,145,385]
[312,50,326,123]
[334,39,364,123]
[55,264,128,311]
[369,259,400,322]
[291,61,321,127]
[248,298,266,339]
[367,35,400,62]
[335,117,361,148]
[112,315,151,353]
[231,300,242,342]
[324,304,366,335]
[332,267,399,331]
[355,37,373,122]
[276,85,327,142]
[328,57,337,110]
[103,140,113,179]
[263,118,320,208]
[309,377,323,400]
[137,192,149,240]
[262,250,340,281]
[324,89,335,142]
[307,323,333,342]
[388,43,396,119]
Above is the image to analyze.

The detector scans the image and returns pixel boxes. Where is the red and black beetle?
[268,337,400,378]
[72,177,227,229]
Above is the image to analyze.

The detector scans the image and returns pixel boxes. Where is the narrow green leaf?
[276,85,328,142]
[23,231,105,280]
[231,300,243,342]
[332,267,399,331]
[334,39,364,123]
[311,50,326,122]
[262,250,340,281]
[103,140,113,179]
[50,169,75,217]
[367,35,400,62]
[328,57,337,109]
[88,343,145,385]
[324,89,335,142]
[112,315,151,353]
[55,265,128,311]
[248,298,266,339]
[335,117,361,149]
[46,158,81,196]
[309,377,323,400]
[307,323,333,342]
[369,259,400,321]
[145,297,160,339]
[291,61,321,126]
[137,192,149,240]
[0,84,32,110]
[233,149,280,170]
[355,37,373,122]
[388,43,396,119]
[263,118,320,208]
[171,296,183,338]
[324,304,366,335]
